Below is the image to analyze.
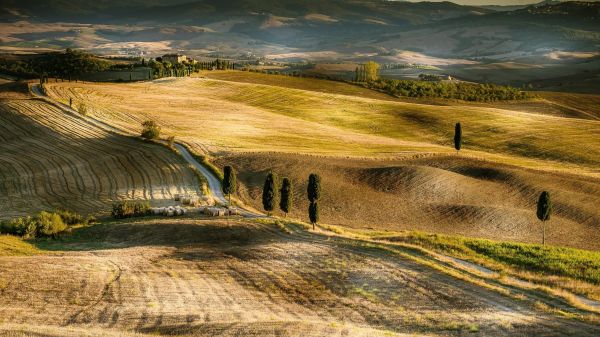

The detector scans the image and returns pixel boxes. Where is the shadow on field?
[32,218,273,252]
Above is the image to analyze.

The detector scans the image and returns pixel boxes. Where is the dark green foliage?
[0,49,110,80]
[0,210,89,238]
[141,120,160,139]
[364,78,531,102]
[309,201,319,225]
[111,201,151,219]
[536,191,553,245]
[279,177,293,215]
[537,191,552,222]
[454,122,462,151]
[222,165,237,202]
[307,173,321,203]
[262,171,279,213]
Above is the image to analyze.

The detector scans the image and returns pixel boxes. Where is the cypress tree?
[280,177,292,217]
[222,165,236,204]
[307,173,321,203]
[454,122,462,154]
[536,191,552,245]
[309,201,319,228]
[262,171,278,215]
[307,173,321,229]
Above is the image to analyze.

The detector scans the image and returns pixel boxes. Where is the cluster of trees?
[148,59,200,79]
[364,78,530,102]
[0,210,92,238]
[354,61,380,82]
[111,201,151,219]
[196,59,237,71]
[0,49,110,81]
[221,166,321,228]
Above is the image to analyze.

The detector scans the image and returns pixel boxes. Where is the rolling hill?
[40,71,600,250]
[0,81,201,219]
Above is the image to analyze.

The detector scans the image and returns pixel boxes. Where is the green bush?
[36,211,67,238]
[141,120,161,139]
[0,210,89,239]
[111,201,151,219]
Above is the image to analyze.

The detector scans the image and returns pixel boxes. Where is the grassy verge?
[178,142,223,180]
[0,235,40,256]
[318,225,600,300]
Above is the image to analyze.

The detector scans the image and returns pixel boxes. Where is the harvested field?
[0,218,599,336]
[44,75,600,175]
[213,152,600,251]
[39,73,600,250]
[0,82,201,219]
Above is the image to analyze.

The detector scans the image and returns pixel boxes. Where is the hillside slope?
[1,218,599,336]
[41,74,600,249]
[0,82,201,219]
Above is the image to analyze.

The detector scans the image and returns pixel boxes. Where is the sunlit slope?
[214,153,600,250]
[0,85,200,218]
[45,77,600,174]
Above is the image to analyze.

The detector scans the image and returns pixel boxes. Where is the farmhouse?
[162,53,187,64]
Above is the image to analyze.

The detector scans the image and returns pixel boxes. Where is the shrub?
[77,102,88,115]
[111,201,151,219]
[141,120,161,139]
[0,210,88,239]
[36,211,67,238]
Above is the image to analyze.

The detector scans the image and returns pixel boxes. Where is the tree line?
[363,78,531,102]
[222,167,321,229]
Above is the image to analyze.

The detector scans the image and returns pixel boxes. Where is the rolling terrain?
[0,81,201,219]
[1,217,600,336]
[41,71,600,250]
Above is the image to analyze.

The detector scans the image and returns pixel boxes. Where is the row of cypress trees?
[222,166,321,228]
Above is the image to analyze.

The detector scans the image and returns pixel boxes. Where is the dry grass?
[0,83,201,219]
[1,218,599,336]
[44,74,600,176]
[213,152,600,251]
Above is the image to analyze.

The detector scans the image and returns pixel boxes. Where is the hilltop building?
[162,53,187,64]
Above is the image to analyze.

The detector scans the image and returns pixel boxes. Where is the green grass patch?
[380,231,600,285]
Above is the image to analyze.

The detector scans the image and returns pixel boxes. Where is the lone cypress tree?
[262,171,278,215]
[222,165,236,204]
[536,191,553,245]
[454,122,462,154]
[309,201,319,228]
[307,173,321,229]
[280,177,293,217]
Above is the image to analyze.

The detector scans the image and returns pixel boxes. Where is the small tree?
[454,122,462,154]
[222,165,237,204]
[279,177,292,217]
[141,120,161,139]
[262,171,278,215]
[309,201,319,229]
[364,61,380,82]
[307,173,321,229]
[536,191,553,245]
